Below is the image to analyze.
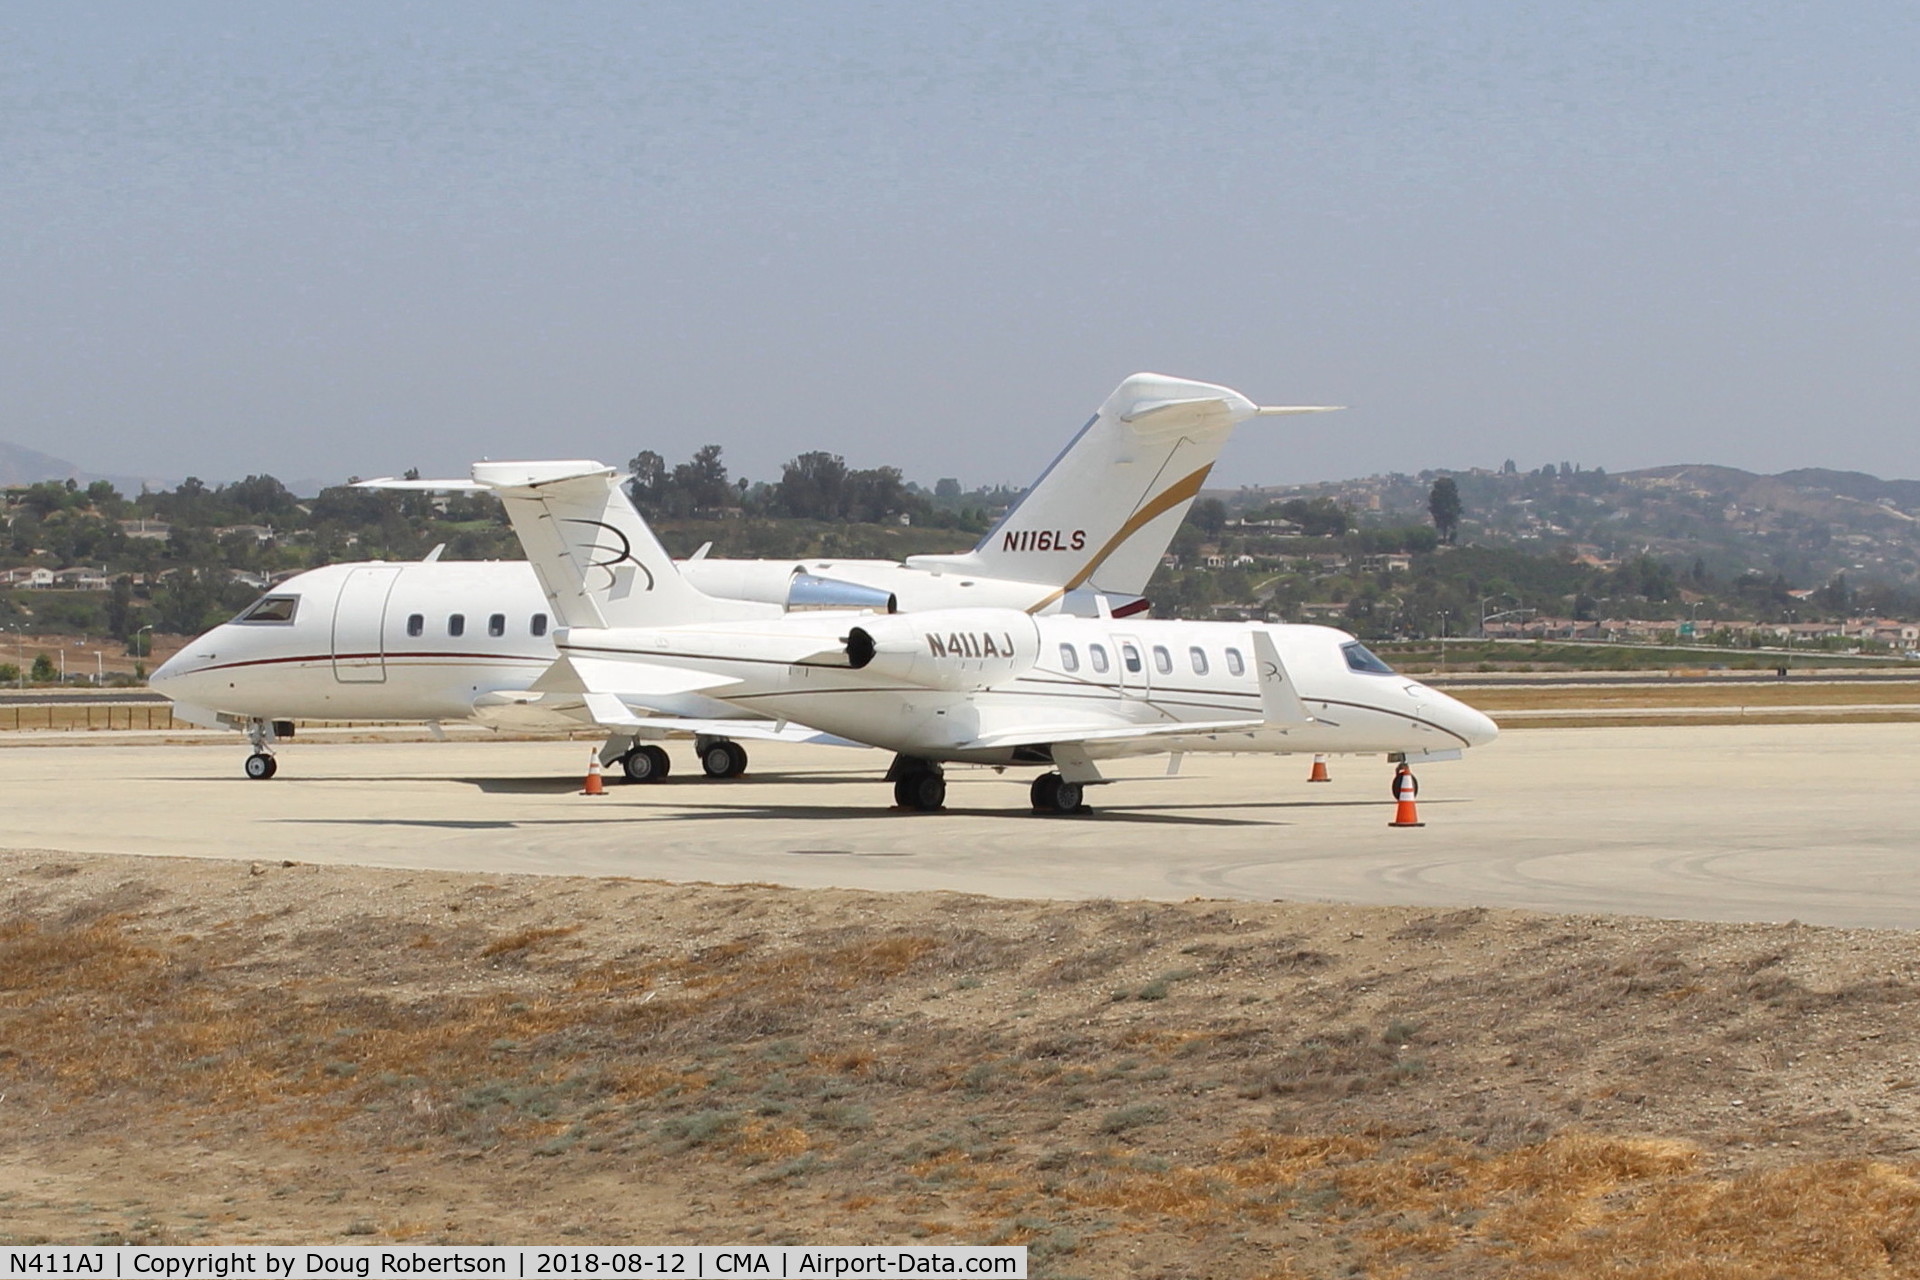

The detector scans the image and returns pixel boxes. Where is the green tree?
[1277,497,1349,537]
[106,575,136,641]
[775,452,850,520]
[671,444,733,516]
[1188,498,1229,539]
[626,450,670,515]
[30,653,57,683]
[1428,476,1462,545]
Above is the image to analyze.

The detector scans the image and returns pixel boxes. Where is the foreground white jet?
[152,373,1334,779]
[474,461,1498,815]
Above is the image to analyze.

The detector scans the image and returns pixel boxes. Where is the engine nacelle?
[678,559,898,612]
[845,608,1042,692]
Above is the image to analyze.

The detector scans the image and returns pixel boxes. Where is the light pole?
[1479,594,1518,636]
[1439,610,1450,673]
[136,625,153,661]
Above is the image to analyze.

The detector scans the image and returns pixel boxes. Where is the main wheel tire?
[894,772,946,811]
[1030,773,1084,813]
[622,745,671,783]
[244,752,277,780]
[702,740,748,779]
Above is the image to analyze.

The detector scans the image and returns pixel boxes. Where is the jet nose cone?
[1419,686,1499,748]
[148,650,185,693]
[149,647,209,702]
[1458,704,1499,748]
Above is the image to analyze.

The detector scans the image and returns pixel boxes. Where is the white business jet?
[151,373,1336,780]
[473,461,1498,815]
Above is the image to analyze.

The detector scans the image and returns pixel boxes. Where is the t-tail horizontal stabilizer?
[906,372,1343,605]
[468,460,780,630]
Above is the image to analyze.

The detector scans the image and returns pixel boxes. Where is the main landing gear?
[698,737,750,779]
[1029,772,1089,815]
[610,736,749,783]
[621,744,671,782]
[882,760,1094,814]
[887,756,947,811]
[241,718,294,780]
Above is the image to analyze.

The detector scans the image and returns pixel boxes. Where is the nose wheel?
[241,718,287,779]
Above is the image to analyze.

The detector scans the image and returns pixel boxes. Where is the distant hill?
[1216,462,1920,590]
[0,440,169,494]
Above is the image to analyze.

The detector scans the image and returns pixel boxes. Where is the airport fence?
[4,703,178,731]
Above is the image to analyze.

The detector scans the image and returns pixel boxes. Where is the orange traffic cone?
[1388,764,1423,827]
[581,752,606,796]
[1307,754,1332,783]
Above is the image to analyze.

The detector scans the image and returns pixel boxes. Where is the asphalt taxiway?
[3,723,1917,928]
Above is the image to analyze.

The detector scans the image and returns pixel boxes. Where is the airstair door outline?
[1112,632,1150,701]
[332,566,403,683]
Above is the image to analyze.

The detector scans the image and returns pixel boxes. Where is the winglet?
[1252,630,1313,725]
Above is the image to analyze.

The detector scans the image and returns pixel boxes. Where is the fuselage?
[152,561,566,722]
[554,614,1499,765]
[148,556,1136,725]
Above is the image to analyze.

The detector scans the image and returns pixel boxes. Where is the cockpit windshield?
[1341,641,1396,675]
[235,594,299,624]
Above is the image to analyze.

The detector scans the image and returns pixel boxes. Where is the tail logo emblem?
[561,518,656,592]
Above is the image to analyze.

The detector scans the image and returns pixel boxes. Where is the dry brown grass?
[11,856,1920,1275]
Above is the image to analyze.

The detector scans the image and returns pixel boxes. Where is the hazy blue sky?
[4,1,1917,491]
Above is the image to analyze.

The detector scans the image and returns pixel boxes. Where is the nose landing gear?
[241,718,293,779]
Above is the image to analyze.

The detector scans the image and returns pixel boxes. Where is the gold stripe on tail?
[1023,465,1212,614]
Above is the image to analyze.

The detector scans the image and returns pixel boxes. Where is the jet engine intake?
[788,573,898,612]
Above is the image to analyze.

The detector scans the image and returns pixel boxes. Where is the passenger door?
[332,566,403,683]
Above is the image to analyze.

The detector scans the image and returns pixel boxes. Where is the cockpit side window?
[1342,641,1397,675]
[235,594,299,624]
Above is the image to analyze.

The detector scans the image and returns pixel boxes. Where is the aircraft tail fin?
[470,461,778,629]
[906,372,1338,604]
